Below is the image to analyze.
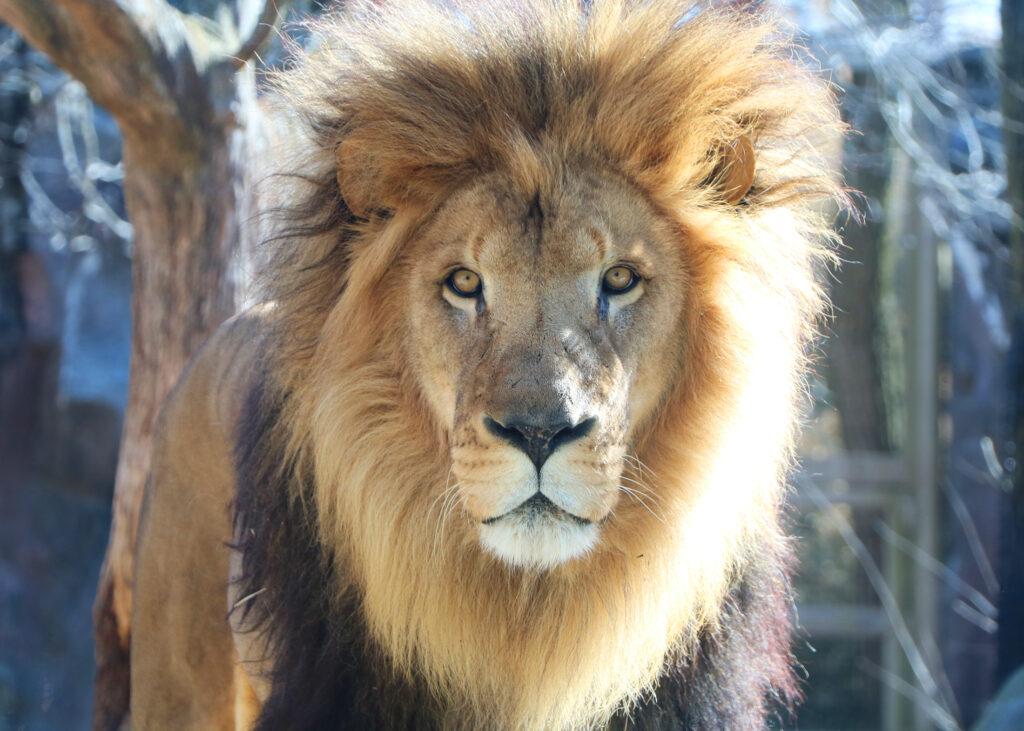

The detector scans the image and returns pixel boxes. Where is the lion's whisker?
[621,453,661,487]
[617,474,662,506]
[433,481,465,560]
[616,484,666,523]
[430,466,463,560]
[429,466,460,516]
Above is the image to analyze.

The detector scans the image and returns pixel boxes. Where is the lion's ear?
[336,138,389,219]
[711,136,756,206]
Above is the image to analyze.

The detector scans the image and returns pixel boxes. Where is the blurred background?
[0,0,1021,729]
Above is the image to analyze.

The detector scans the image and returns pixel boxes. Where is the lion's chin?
[478,495,600,570]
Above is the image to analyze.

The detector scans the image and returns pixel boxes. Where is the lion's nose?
[483,414,596,471]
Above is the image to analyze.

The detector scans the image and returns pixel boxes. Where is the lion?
[128,1,847,729]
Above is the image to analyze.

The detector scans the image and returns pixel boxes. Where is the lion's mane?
[232,1,847,729]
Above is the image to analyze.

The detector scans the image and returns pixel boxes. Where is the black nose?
[483,414,596,471]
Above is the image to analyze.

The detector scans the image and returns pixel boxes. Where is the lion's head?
[238,1,848,728]
[407,169,687,569]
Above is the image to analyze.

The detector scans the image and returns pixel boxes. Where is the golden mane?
[235,1,848,728]
[261,0,844,360]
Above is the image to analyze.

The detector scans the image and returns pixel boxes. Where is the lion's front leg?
[130,324,254,730]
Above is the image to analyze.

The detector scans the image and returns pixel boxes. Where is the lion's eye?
[602,266,638,294]
[446,268,482,298]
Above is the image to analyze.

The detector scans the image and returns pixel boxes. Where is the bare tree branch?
[0,0,191,144]
[231,0,288,69]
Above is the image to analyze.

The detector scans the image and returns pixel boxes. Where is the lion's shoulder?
[130,305,276,726]
[152,304,273,444]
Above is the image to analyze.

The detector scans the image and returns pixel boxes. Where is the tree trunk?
[92,129,245,728]
[827,69,891,454]
[0,2,277,727]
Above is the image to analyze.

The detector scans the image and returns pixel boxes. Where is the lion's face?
[404,168,688,569]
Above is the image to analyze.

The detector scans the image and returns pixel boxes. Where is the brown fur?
[130,1,847,729]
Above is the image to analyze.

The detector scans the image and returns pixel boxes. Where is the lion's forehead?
[427,171,665,282]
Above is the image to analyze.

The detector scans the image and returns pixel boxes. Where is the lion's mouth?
[481,492,591,526]
[478,492,600,569]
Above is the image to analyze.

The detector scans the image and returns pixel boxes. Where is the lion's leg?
[129,347,244,729]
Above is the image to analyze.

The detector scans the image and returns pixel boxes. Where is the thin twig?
[874,520,997,620]
[800,476,955,721]
[232,0,289,69]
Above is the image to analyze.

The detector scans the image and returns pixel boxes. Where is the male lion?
[129,1,847,728]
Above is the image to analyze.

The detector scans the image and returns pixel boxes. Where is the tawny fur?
[133,1,848,730]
